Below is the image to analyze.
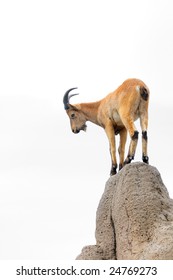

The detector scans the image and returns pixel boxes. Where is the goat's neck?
[78,101,100,125]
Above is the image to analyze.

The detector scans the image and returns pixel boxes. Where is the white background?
[0,0,173,259]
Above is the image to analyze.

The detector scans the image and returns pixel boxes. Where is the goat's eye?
[71,113,75,119]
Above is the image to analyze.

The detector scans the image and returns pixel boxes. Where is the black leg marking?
[110,164,117,176]
[143,154,149,164]
[119,163,123,171]
[132,130,139,140]
[142,131,148,141]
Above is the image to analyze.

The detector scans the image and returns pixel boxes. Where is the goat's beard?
[81,124,87,132]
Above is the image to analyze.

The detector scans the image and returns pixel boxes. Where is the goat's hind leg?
[118,128,127,170]
[142,131,149,163]
[140,112,149,164]
[121,117,139,165]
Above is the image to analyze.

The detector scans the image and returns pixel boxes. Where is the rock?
[76,162,173,260]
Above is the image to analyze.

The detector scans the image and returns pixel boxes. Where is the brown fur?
[65,78,150,175]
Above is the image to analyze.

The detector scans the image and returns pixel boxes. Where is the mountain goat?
[63,78,149,175]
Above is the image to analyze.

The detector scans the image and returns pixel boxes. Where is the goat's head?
[63,88,87,134]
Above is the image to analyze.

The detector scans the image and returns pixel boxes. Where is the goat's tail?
[140,86,149,101]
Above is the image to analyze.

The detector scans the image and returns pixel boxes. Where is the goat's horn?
[63,87,78,110]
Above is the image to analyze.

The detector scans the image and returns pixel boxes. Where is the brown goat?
[63,78,149,175]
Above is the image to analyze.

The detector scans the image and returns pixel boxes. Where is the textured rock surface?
[76,162,173,260]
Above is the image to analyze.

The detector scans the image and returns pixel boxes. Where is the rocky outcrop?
[76,162,173,260]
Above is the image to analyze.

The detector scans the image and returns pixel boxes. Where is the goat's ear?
[67,104,79,111]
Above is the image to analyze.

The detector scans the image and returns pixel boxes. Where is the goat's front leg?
[105,121,117,176]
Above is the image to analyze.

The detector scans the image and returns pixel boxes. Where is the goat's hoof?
[110,164,117,176]
[143,155,149,164]
[124,155,134,165]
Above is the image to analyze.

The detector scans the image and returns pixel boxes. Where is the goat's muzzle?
[72,124,87,134]
[72,129,80,134]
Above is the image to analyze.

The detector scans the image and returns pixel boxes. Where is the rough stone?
[76,162,173,260]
